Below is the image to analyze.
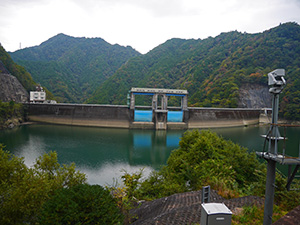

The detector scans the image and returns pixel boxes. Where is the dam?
[25,87,264,130]
[25,104,263,130]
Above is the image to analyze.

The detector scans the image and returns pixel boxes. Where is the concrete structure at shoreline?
[26,103,265,129]
[129,88,188,111]
[129,88,188,129]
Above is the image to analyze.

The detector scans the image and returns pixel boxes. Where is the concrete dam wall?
[26,103,131,128]
[26,103,263,129]
[187,107,262,128]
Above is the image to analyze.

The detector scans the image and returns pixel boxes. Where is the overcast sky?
[1,0,300,54]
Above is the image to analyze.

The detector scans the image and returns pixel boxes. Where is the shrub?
[232,205,287,225]
[39,184,124,225]
[139,130,266,199]
[0,147,86,225]
[0,101,24,128]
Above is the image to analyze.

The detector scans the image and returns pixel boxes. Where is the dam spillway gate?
[129,88,188,130]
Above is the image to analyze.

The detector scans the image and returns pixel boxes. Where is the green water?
[1,124,299,185]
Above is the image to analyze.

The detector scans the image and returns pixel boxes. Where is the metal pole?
[263,159,276,225]
[263,69,285,225]
[263,94,279,225]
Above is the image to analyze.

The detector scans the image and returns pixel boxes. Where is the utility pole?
[263,69,286,225]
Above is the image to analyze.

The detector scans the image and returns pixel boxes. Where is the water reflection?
[18,135,47,167]
[1,124,300,185]
[78,163,153,186]
[129,130,183,169]
[0,125,184,185]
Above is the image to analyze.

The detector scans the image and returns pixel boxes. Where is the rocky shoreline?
[0,117,34,129]
[0,117,23,129]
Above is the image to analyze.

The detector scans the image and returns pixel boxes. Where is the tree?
[138,130,266,199]
[0,101,24,128]
[39,184,124,225]
[0,146,86,225]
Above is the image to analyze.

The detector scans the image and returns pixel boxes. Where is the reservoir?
[1,124,300,186]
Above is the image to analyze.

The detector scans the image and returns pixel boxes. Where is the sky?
[0,0,300,54]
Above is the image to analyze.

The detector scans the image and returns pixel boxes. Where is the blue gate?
[134,110,153,122]
[167,111,183,122]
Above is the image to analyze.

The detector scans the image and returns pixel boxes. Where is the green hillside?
[0,44,36,92]
[10,34,141,103]
[8,23,300,121]
[88,22,300,120]
[0,44,55,100]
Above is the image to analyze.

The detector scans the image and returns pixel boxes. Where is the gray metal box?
[201,203,232,225]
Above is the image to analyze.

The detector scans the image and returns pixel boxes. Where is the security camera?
[268,69,286,94]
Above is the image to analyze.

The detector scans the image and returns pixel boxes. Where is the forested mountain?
[0,44,36,92]
[88,22,300,120]
[8,23,300,120]
[10,34,141,103]
[0,45,54,101]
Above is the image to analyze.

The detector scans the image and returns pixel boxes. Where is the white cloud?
[0,0,300,53]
